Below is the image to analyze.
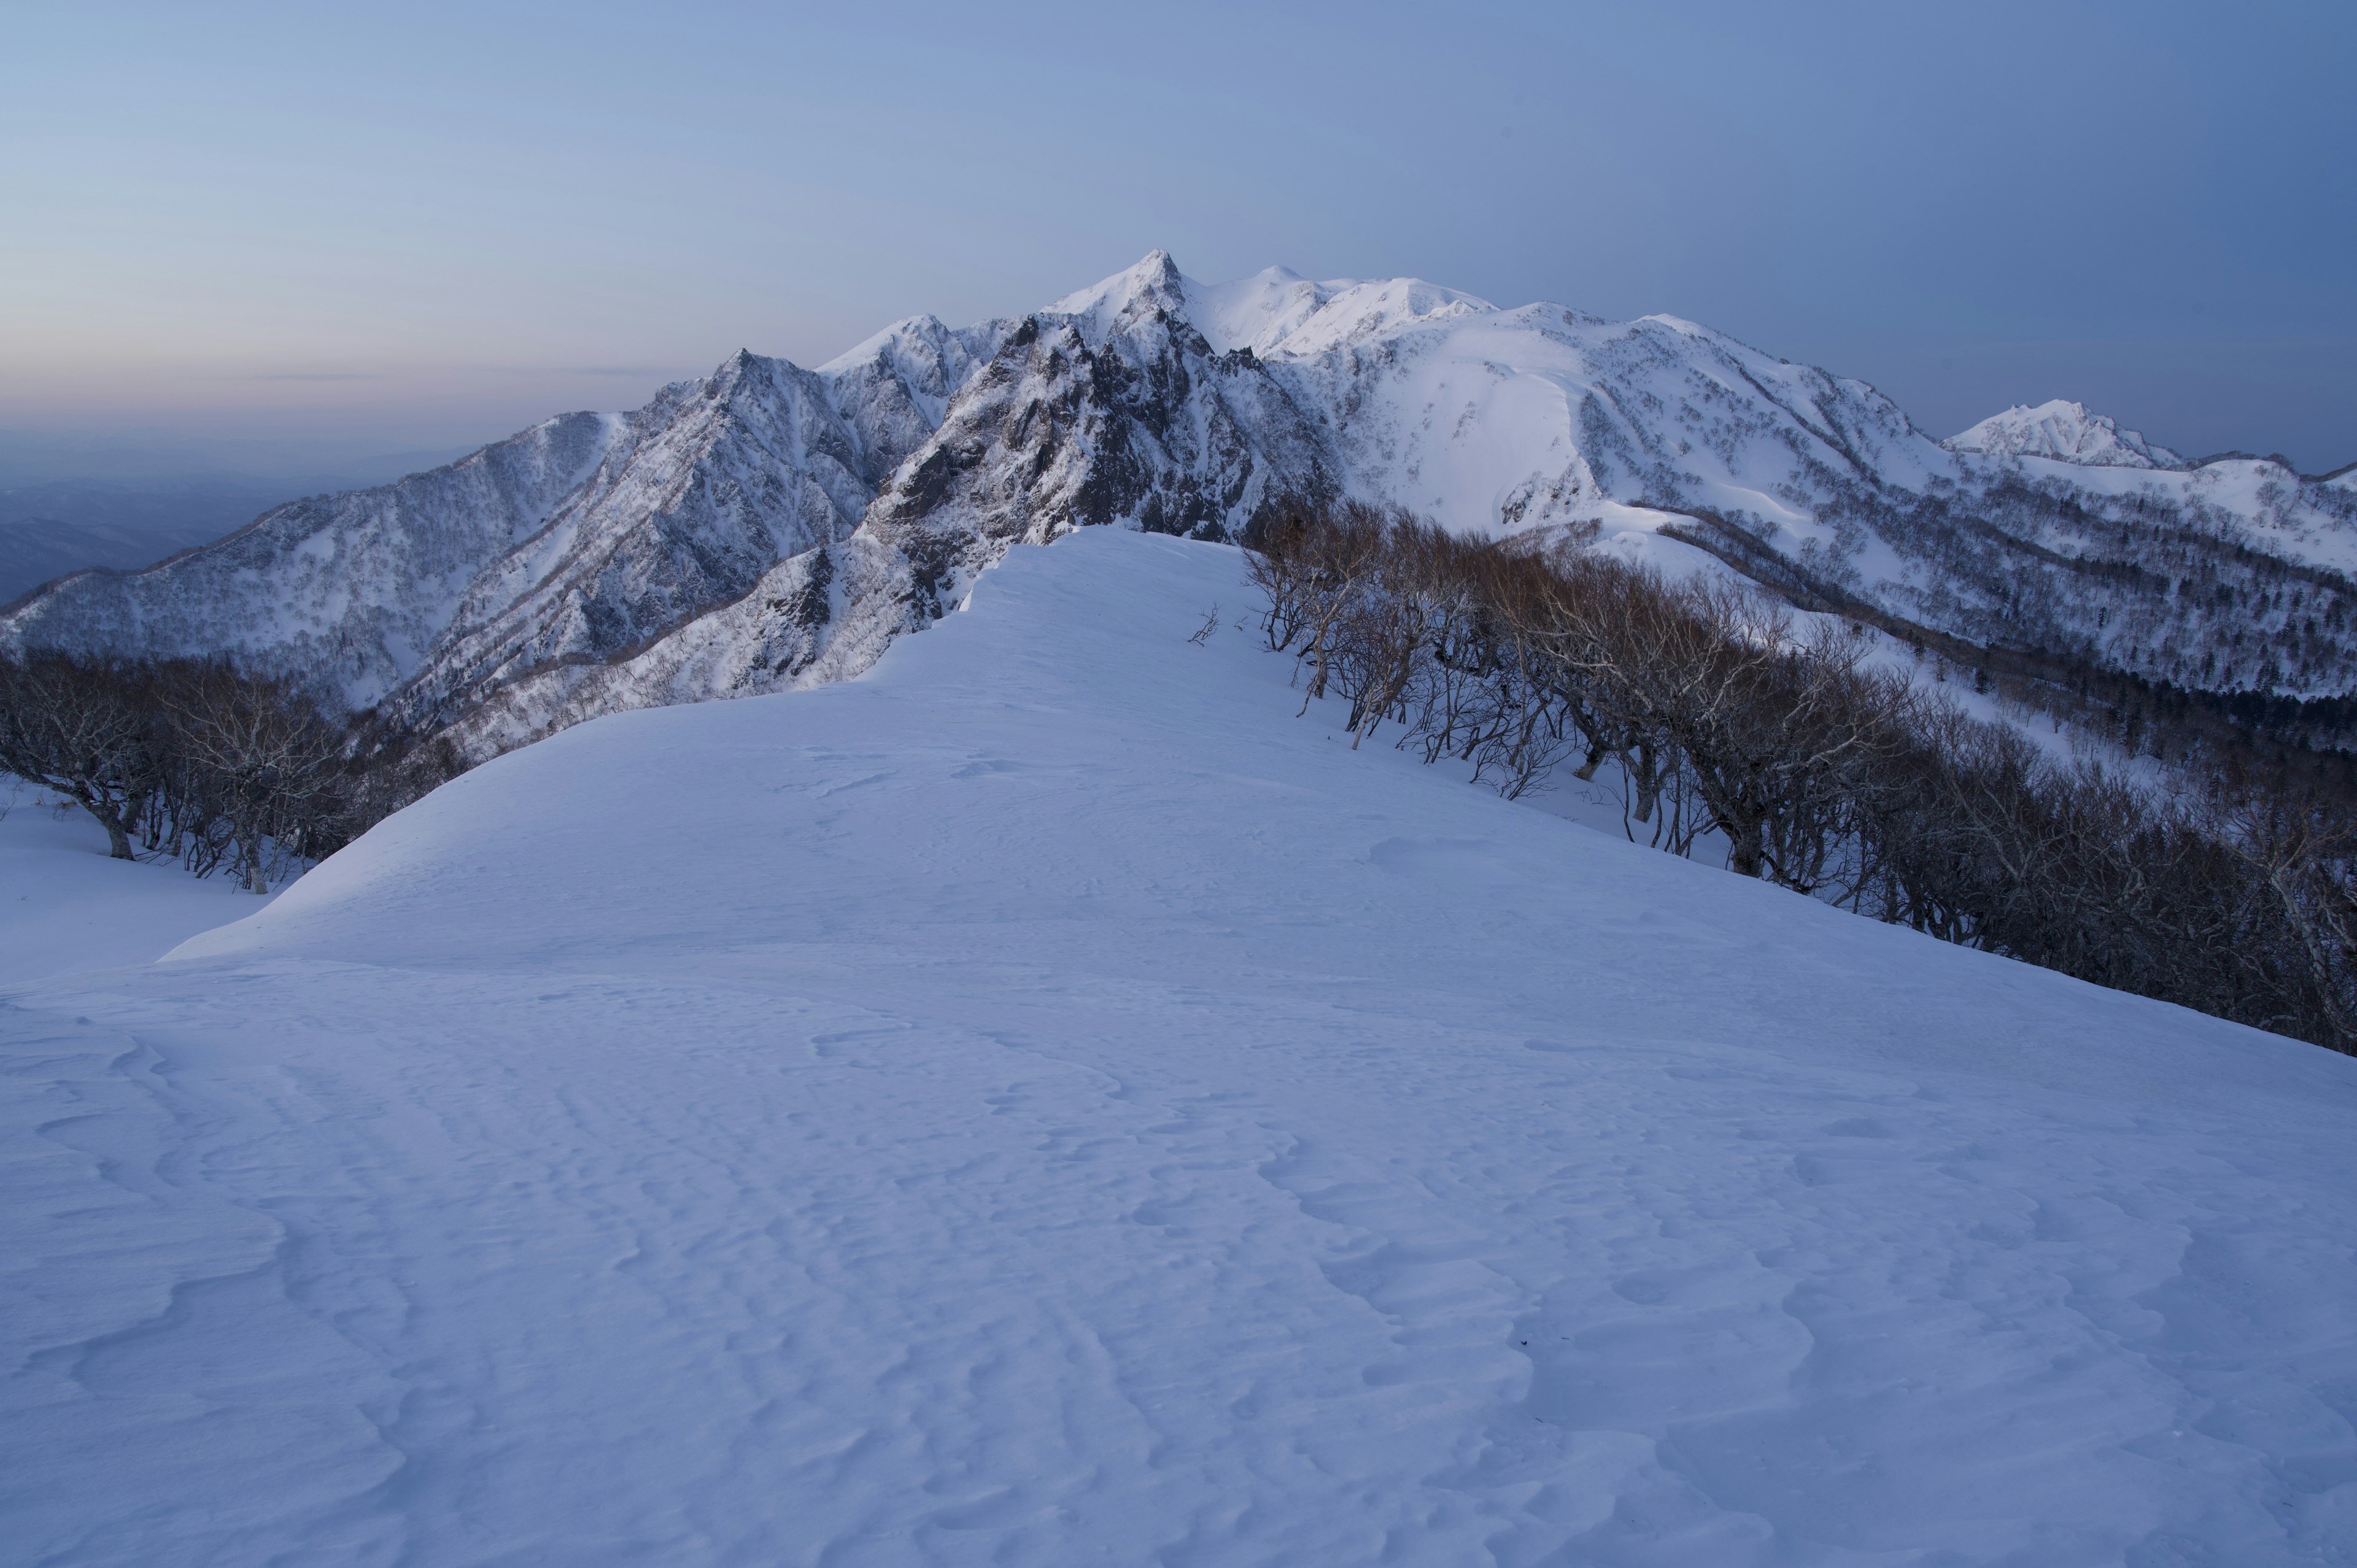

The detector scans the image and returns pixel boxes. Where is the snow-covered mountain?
[9,531,2353,1562]
[6,253,2353,749]
[1945,399,2187,469]
[0,320,1004,718]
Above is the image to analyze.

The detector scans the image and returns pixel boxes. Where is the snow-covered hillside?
[0,782,275,986]
[6,254,2354,744]
[6,531,2353,1564]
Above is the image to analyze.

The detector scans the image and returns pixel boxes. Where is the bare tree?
[0,653,162,859]
[157,661,350,892]
[1242,501,2357,1054]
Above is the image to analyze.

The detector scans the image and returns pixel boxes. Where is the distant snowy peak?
[1042,249,1196,348]
[1182,268,1497,358]
[1183,266,1342,355]
[1047,255,1498,361]
[1945,400,2186,469]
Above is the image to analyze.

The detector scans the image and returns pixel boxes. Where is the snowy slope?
[7,531,2353,1565]
[0,782,273,986]
[1166,266,2357,698]
[1186,265,1940,549]
[1945,400,2187,468]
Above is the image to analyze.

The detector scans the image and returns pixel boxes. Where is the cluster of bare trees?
[0,652,458,892]
[1248,503,2357,1054]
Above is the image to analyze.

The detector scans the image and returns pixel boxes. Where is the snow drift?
[5,530,2353,1564]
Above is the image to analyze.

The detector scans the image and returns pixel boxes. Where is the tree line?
[1246,503,2357,1054]
[0,652,460,892]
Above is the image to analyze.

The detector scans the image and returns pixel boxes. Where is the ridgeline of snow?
[6,531,2351,1563]
[7,254,2355,739]
[1945,399,2188,469]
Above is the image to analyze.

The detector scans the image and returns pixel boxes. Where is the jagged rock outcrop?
[854,252,1336,623]
[436,253,1338,756]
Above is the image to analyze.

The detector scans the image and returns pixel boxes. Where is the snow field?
[5,531,2355,1565]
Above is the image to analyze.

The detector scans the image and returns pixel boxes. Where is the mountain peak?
[818,314,952,376]
[1045,250,1191,341]
[706,347,771,390]
[1945,398,2185,469]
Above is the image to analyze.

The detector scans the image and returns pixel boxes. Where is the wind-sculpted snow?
[1946,399,2187,469]
[6,533,2353,1564]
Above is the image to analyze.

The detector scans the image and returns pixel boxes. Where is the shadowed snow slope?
[7,531,2356,1566]
[0,786,276,987]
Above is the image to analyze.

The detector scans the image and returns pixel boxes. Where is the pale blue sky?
[4,0,2350,475]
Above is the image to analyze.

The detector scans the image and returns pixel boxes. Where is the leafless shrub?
[0,651,466,892]
[0,652,163,859]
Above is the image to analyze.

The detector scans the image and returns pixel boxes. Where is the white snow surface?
[0,784,275,987]
[1945,400,2187,469]
[6,531,2354,1565]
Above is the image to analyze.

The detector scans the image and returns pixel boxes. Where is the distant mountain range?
[6,252,2353,756]
[0,458,471,608]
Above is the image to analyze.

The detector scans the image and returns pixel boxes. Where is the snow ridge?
[7,532,2353,1563]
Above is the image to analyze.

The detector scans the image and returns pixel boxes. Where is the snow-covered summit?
[1049,255,1495,361]
[1042,248,1195,346]
[1180,265,1497,358]
[1945,398,2188,468]
[1183,263,1341,354]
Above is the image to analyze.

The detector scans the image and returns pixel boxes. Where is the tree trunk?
[1728,821,1765,878]
[75,790,135,860]
[239,827,268,893]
